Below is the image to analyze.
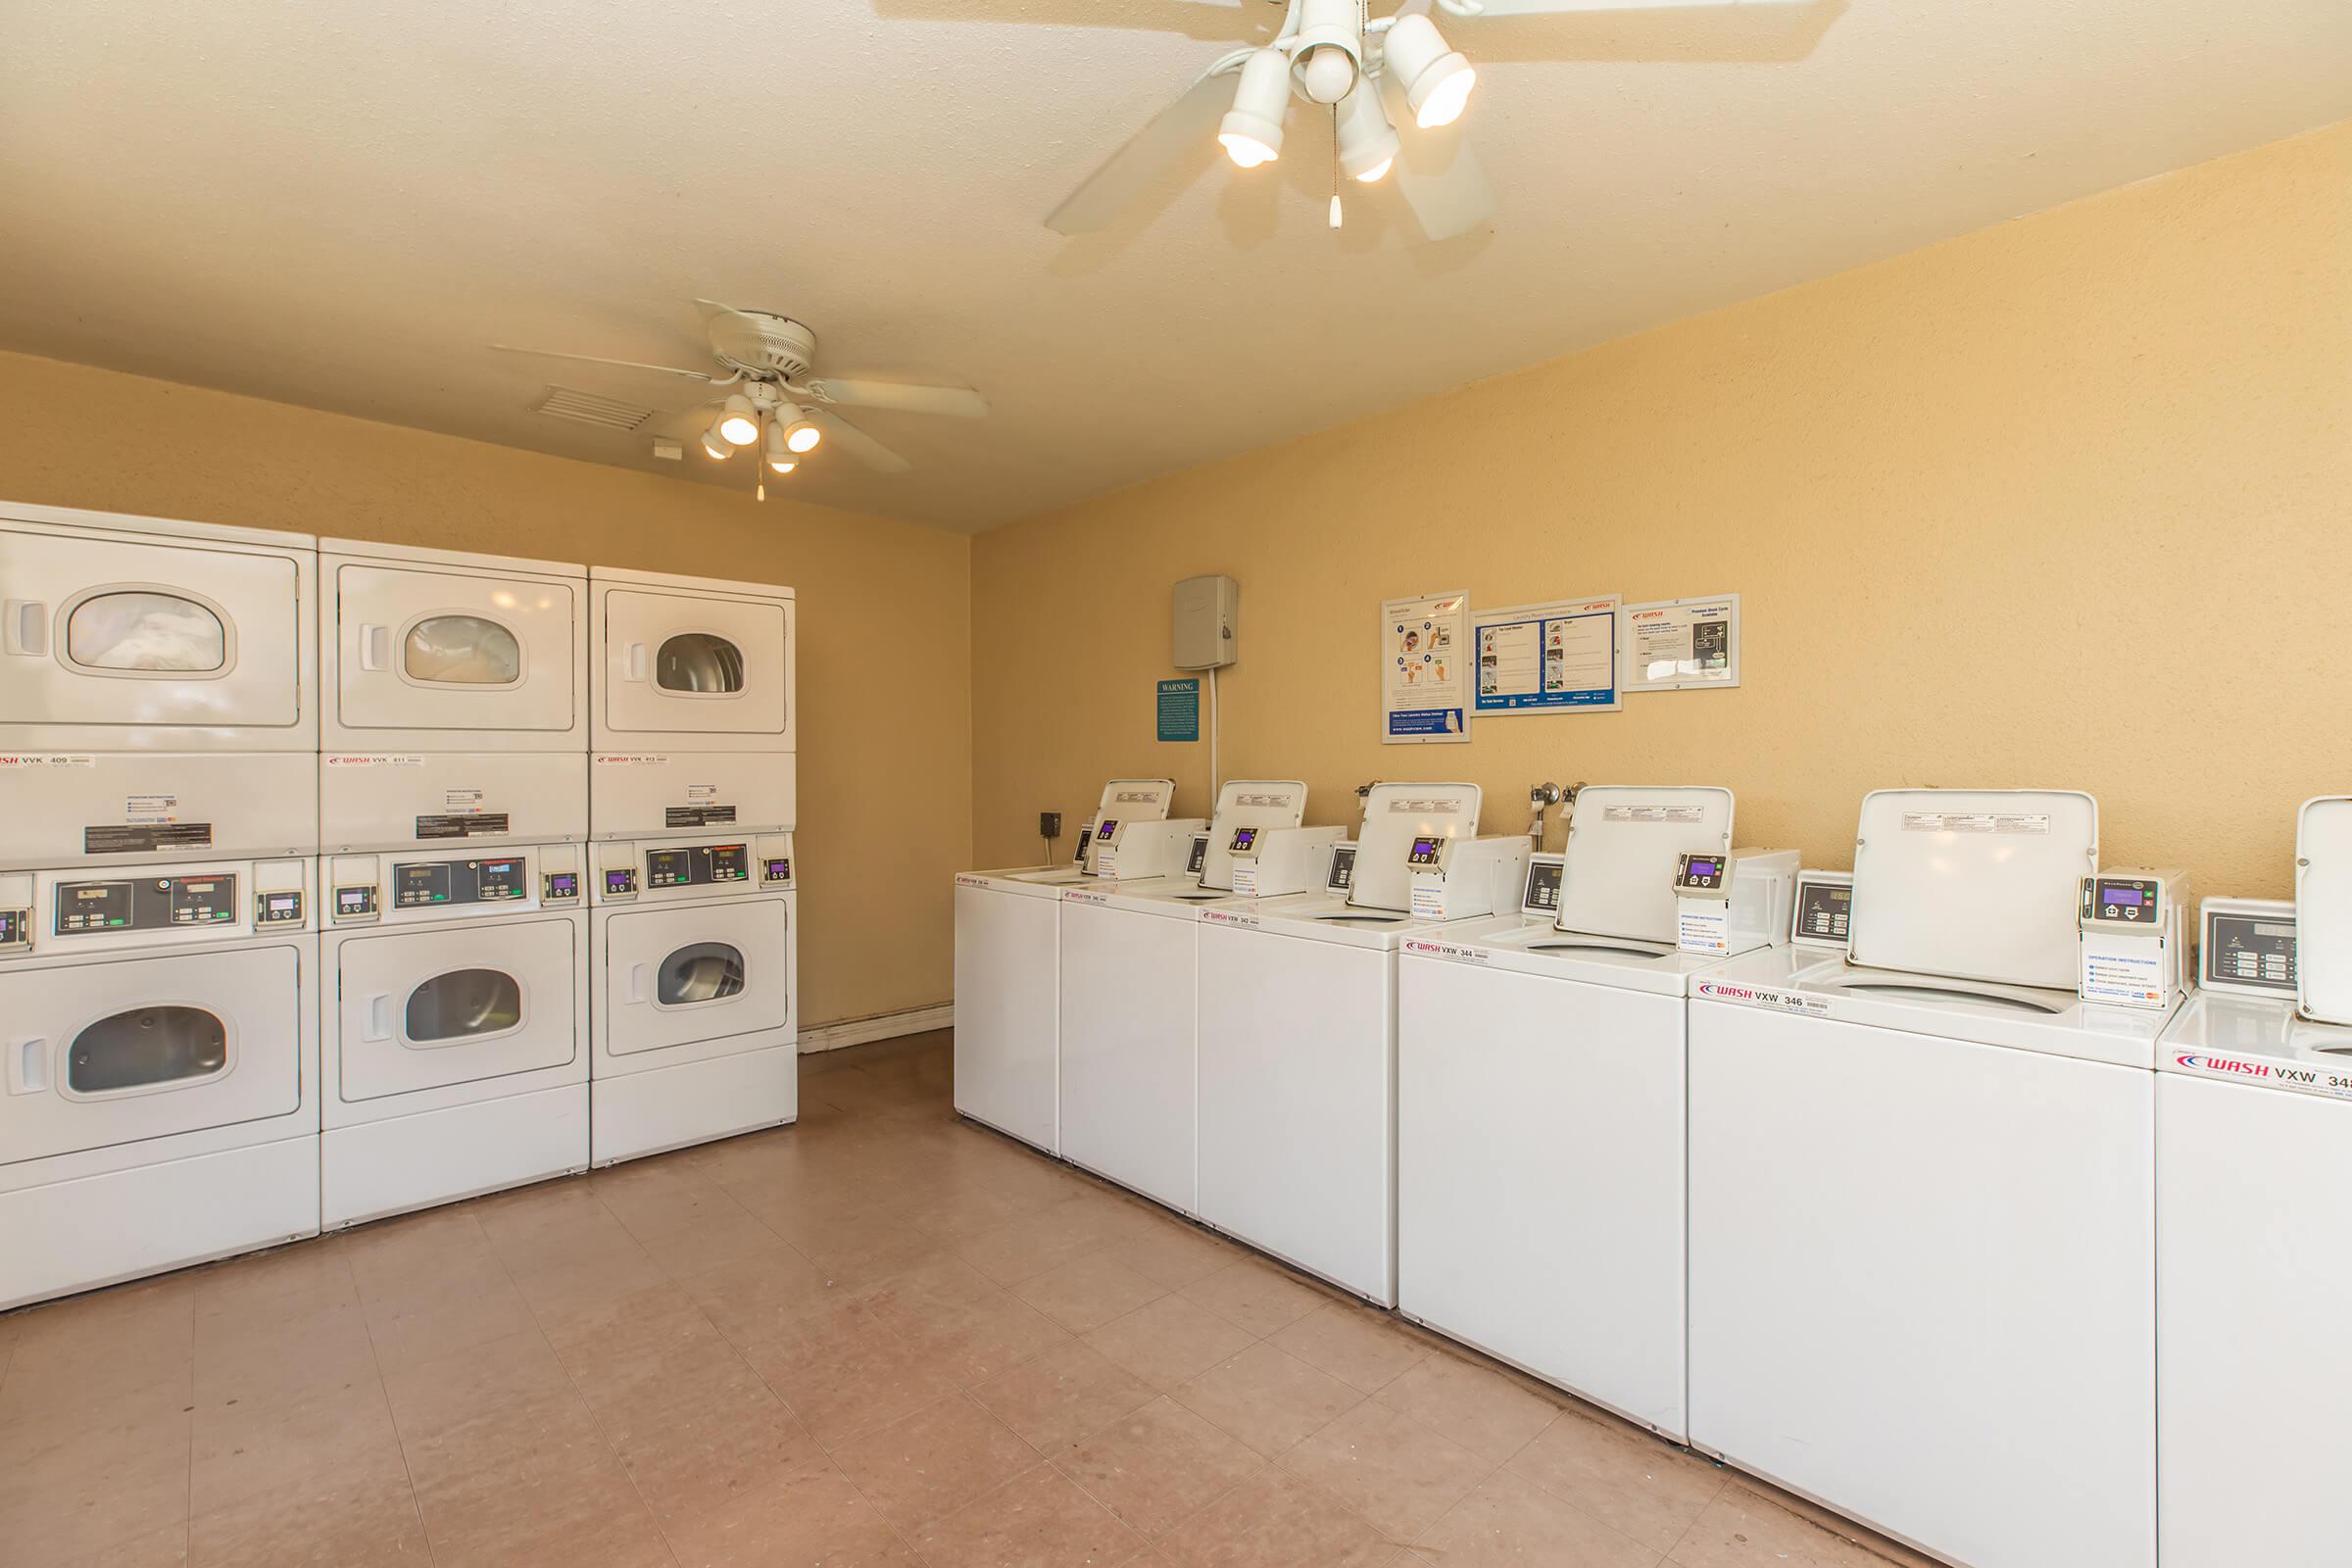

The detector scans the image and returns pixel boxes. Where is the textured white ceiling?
[2,1,2346,532]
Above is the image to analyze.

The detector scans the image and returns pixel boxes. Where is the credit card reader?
[1673,848,1799,956]
[2078,866,2192,1008]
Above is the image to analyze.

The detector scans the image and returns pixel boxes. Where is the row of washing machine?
[0,502,801,1311]
[956,778,2352,1568]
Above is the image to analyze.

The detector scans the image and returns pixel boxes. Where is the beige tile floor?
[0,1030,1939,1568]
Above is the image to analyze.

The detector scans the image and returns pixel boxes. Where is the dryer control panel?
[393,857,528,907]
[648,843,750,889]
[595,834,793,904]
[328,846,577,924]
[56,873,239,935]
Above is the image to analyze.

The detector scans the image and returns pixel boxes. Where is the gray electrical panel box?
[1172,574,1239,670]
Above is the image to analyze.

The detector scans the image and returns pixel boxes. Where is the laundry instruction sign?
[1156,678,1201,742]
[1382,591,1471,743]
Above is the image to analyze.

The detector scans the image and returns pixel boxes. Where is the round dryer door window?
[406,968,523,1043]
[65,591,227,673]
[69,1005,229,1093]
[655,634,746,694]
[659,942,746,1005]
[404,614,522,685]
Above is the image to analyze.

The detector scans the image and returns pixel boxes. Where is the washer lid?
[2296,796,2352,1026]
[1553,785,1734,944]
[1849,789,2097,990]
[1095,778,1177,822]
[1196,779,1309,892]
[1348,782,1482,912]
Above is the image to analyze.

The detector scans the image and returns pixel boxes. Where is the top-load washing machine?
[318,539,588,852]
[1056,780,1343,1214]
[0,501,318,868]
[952,778,1194,1154]
[587,565,795,842]
[1396,786,1794,1440]
[0,854,319,1308]
[1193,782,1526,1305]
[1687,789,2177,1568]
[2155,799,2352,1567]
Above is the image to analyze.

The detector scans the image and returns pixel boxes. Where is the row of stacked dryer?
[0,502,797,1310]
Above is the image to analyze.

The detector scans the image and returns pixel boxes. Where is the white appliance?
[319,842,588,1226]
[953,778,1178,1154]
[589,832,798,1163]
[318,539,588,853]
[1397,786,1792,1440]
[1688,788,2166,1568]
[2155,804,2352,1567]
[1194,782,1525,1305]
[0,502,318,869]
[1058,780,1340,1214]
[0,855,318,1309]
[2077,865,2193,1008]
[587,565,796,843]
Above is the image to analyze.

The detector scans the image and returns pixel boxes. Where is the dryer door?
[332,562,579,734]
[334,918,579,1101]
[601,899,791,1059]
[599,588,790,741]
[0,946,304,1164]
[0,524,304,734]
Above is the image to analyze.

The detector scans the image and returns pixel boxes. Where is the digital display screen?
[1096,820,1119,842]
[1688,859,1719,877]
[605,869,636,895]
[710,845,749,881]
[340,889,370,908]
[2105,887,2143,906]
[764,858,792,882]
[395,863,450,906]
[1230,827,1257,852]
[269,895,297,911]
[1412,837,1441,854]
[545,872,578,899]
[477,858,526,899]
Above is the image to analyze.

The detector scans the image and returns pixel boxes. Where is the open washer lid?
[1554,785,1734,945]
[2295,796,2352,1026]
[1348,782,1482,912]
[1849,788,2097,990]
[1194,779,1309,893]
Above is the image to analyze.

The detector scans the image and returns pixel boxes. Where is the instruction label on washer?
[124,794,179,823]
[2081,951,2169,1007]
[1901,811,2051,836]
[1409,879,1449,919]
[1604,805,1705,824]
[1229,864,1258,898]
[1677,906,1730,955]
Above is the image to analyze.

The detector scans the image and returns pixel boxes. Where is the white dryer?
[0,502,318,868]
[589,833,798,1163]
[318,539,588,853]
[1397,787,1793,1441]
[587,565,795,843]
[1058,780,1341,1215]
[953,778,1187,1155]
[1687,789,2165,1568]
[319,843,588,1226]
[1194,782,1526,1305]
[2155,803,2352,1567]
[0,855,318,1309]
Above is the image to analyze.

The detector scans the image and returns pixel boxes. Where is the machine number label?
[1201,909,1259,928]
[1403,939,1487,964]
[1694,981,1832,1016]
[324,755,424,767]
[0,754,95,767]
[955,874,989,888]
[2173,1052,2352,1102]
[594,754,670,766]
[1061,890,1108,906]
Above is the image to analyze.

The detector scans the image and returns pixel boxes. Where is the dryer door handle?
[625,963,648,1004]
[7,1037,48,1096]
[362,994,393,1042]
[3,600,47,658]
[622,643,649,683]
[359,624,393,672]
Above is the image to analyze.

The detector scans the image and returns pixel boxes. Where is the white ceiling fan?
[492,302,988,494]
[1049,0,1818,241]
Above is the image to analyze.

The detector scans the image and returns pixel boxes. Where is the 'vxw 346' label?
[1694,981,1831,1016]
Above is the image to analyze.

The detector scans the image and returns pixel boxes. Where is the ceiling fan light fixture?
[764,422,800,476]
[717,393,760,447]
[1384,13,1476,129]
[1335,77,1399,183]
[1293,0,1362,105]
[700,424,734,461]
[777,407,823,454]
[1218,47,1290,168]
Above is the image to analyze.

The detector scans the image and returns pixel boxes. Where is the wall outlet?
[1039,810,1062,840]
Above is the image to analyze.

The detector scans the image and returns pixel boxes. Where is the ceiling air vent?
[531,385,654,430]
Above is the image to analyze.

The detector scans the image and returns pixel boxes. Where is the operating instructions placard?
[1381,591,1470,743]
[1622,594,1740,693]
[1473,596,1621,714]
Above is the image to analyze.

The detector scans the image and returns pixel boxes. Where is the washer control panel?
[1789,869,1854,949]
[1406,835,1446,868]
[1520,853,1565,915]
[2082,874,2166,925]
[1325,843,1357,894]
[1674,854,1728,893]
[56,873,238,935]
[2200,896,2297,997]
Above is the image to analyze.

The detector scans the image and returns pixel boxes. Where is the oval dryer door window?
[658,942,746,1006]
[66,591,227,673]
[406,968,523,1043]
[655,634,746,695]
[68,1005,230,1093]
[403,614,523,685]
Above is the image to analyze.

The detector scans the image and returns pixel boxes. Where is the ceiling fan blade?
[808,409,912,474]
[1379,77,1496,241]
[803,377,989,419]
[1048,67,1238,235]
[489,343,717,383]
[1451,0,1810,14]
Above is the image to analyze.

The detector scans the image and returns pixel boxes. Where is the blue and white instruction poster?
[1622,594,1741,692]
[1473,596,1622,714]
[1381,591,1471,744]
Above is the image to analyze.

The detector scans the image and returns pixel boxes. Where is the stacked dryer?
[316,540,591,1226]
[586,565,799,1164]
[0,502,321,1308]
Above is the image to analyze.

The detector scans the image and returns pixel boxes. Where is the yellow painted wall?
[972,122,2352,902]
[0,348,972,1029]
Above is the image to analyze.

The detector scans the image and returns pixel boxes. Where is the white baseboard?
[800,1002,955,1054]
